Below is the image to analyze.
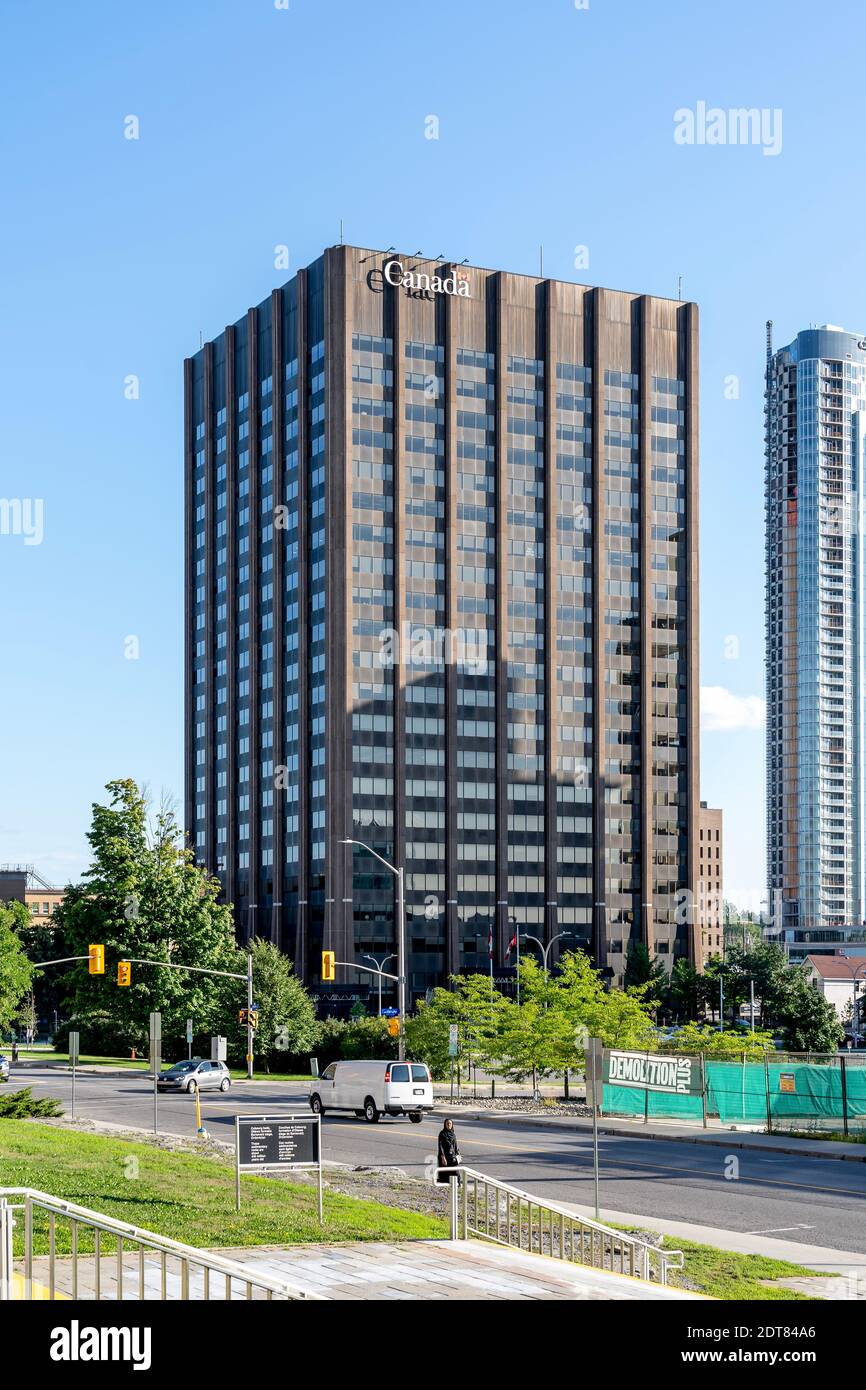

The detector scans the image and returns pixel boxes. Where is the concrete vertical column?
[247,309,261,945]
[444,283,460,976]
[203,342,217,879]
[684,301,701,966]
[391,275,408,978]
[224,327,239,912]
[494,274,510,970]
[323,246,354,969]
[295,272,311,979]
[638,299,655,957]
[591,289,609,967]
[183,358,196,854]
[270,291,285,949]
[543,280,560,963]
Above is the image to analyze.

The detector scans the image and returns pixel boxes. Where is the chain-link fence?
[601,1051,866,1135]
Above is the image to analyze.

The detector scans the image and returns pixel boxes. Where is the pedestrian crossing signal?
[321,951,336,982]
[88,944,105,975]
[117,961,132,987]
[387,1017,401,1037]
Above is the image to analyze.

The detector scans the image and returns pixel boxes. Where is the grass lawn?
[0,1121,448,1254]
[777,1128,866,1145]
[662,1236,835,1301]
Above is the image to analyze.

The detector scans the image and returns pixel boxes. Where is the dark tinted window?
[411,1065,429,1082]
[321,1063,337,1081]
[390,1064,410,1083]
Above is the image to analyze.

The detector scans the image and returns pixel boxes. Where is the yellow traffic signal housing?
[88,944,105,975]
[239,1009,247,1025]
[321,950,336,982]
[117,961,132,987]
[387,1017,401,1037]
[249,1010,259,1031]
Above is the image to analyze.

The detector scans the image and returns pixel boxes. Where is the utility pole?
[342,839,407,1061]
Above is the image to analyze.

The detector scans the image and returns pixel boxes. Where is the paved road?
[6,1063,866,1255]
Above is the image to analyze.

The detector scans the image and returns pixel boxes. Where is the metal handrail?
[440,1167,684,1286]
[0,1187,324,1301]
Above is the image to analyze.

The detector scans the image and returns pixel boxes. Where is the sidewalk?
[18,1240,704,1301]
[552,1200,866,1299]
[432,1103,866,1162]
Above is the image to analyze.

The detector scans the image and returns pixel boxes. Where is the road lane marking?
[747,1225,816,1234]
[310,1117,866,1201]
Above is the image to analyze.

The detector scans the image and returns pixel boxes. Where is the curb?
[430,1105,866,1162]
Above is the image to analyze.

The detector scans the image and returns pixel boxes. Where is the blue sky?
[2,0,865,908]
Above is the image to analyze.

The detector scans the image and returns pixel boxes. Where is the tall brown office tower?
[185,247,700,1009]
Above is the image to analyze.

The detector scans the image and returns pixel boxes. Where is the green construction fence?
[602,1054,866,1128]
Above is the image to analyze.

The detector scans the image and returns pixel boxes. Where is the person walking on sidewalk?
[437,1117,461,1183]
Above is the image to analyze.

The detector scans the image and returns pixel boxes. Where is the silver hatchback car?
[157,1059,231,1093]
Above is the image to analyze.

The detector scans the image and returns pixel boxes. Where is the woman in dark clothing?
[437,1117,460,1183]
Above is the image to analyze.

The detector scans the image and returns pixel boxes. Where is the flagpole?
[516,926,520,1007]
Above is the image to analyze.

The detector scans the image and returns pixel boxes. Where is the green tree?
[725,942,789,1029]
[338,1015,396,1059]
[403,1001,452,1078]
[0,902,34,1033]
[237,938,320,1070]
[623,943,669,1010]
[488,996,575,1084]
[54,780,239,1053]
[18,907,69,1036]
[658,1021,774,1059]
[401,974,510,1076]
[666,959,703,1022]
[773,970,844,1053]
[538,950,658,1052]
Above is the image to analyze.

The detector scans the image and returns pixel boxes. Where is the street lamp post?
[521,932,574,981]
[362,953,397,1017]
[342,839,406,1061]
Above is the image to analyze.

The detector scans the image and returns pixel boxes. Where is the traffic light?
[117,961,132,987]
[321,950,336,982]
[88,944,105,975]
[249,1009,259,1031]
[387,1017,401,1038]
[239,1009,248,1026]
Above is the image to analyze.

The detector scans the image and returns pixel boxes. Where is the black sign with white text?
[237,1116,320,1169]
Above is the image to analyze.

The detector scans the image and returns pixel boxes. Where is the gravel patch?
[438,1097,592,1117]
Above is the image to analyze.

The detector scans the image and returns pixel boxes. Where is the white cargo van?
[309,1059,433,1123]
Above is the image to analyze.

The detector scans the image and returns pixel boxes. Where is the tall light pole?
[362,953,396,1017]
[342,839,406,1061]
[521,932,574,981]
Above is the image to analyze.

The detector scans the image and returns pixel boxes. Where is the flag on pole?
[488,923,494,960]
[505,930,518,959]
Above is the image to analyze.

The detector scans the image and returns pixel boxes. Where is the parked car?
[309,1059,433,1123]
[156,1059,231,1093]
[0,1054,9,1081]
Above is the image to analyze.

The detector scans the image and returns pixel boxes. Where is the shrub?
[52,1013,146,1058]
[0,1086,63,1119]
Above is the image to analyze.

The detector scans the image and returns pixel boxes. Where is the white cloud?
[700,686,765,732]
